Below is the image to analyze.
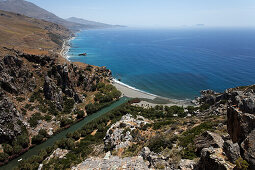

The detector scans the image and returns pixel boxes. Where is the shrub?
[72,131,81,141]
[16,97,25,102]
[44,114,52,122]
[29,112,43,128]
[0,152,9,162]
[17,135,29,148]
[60,117,73,127]
[3,144,13,155]
[63,97,75,114]
[148,136,172,153]
[39,129,48,138]
[75,110,85,119]
[32,134,44,144]
[13,145,23,154]
[235,157,249,170]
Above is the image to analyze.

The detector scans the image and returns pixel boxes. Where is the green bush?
[0,152,9,162]
[63,97,75,114]
[179,122,213,147]
[3,144,13,155]
[39,129,48,138]
[32,134,44,144]
[13,144,23,154]
[17,135,29,148]
[75,110,85,119]
[29,112,43,127]
[60,117,73,127]
[235,157,249,170]
[16,97,25,102]
[44,114,52,122]
[148,136,172,153]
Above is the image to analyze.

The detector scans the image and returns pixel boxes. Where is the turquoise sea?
[68,28,255,99]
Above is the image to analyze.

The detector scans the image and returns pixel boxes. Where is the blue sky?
[27,0,255,28]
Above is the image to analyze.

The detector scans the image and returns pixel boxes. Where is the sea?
[67,28,255,100]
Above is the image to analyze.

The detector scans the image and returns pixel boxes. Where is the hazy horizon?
[27,0,255,28]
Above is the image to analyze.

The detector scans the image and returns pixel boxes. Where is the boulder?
[223,140,241,163]
[0,92,21,143]
[195,131,224,154]
[227,107,255,144]
[198,147,235,170]
[179,159,196,170]
[241,130,255,169]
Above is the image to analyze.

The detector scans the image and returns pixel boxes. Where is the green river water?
[0,97,129,170]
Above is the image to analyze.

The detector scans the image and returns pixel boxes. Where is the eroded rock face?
[198,147,235,170]
[195,131,224,154]
[43,76,63,110]
[227,107,255,144]
[0,92,21,143]
[104,114,150,151]
[179,159,196,170]
[223,140,240,163]
[241,130,255,169]
[72,152,149,170]
[0,55,36,94]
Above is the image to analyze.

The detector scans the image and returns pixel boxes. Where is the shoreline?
[60,36,75,60]
[112,79,194,107]
[60,34,194,108]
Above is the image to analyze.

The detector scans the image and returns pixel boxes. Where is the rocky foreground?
[71,85,255,170]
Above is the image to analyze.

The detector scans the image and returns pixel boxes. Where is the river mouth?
[0,97,129,170]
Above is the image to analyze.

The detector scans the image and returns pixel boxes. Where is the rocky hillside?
[36,85,255,170]
[0,0,86,30]
[0,10,121,166]
[0,10,72,54]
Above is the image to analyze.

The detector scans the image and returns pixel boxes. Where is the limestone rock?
[227,107,255,144]
[198,147,235,170]
[179,159,196,170]
[223,140,240,163]
[241,130,255,169]
[195,131,224,154]
[0,92,21,143]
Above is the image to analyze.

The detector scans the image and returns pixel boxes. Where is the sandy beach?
[60,37,193,108]
[112,79,194,107]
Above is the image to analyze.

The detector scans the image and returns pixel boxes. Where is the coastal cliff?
[0,10,118,166]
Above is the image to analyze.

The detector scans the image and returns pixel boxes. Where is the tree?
[13,145,23,154]
[0,152,9,162]
[3,144,13,155]
[17,135,29,148]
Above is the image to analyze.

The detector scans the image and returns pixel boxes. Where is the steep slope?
[0,10,118,167]
[0,0,85,30]
[66,17,125,29]
[0,10,71,54]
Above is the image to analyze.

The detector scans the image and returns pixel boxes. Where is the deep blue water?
[68,28,255,99]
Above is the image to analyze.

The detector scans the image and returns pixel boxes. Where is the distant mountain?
[66,17,125,29]
[0,0,100,30]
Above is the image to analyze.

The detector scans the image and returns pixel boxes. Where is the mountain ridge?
[0,0,121,30]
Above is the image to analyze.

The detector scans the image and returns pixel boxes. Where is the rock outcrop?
[223,140,241,163]
[197,147,235,170]
[195,131,224,154]
[0,92,21,143]
[72,152,149,170]
[241,130,255,169]
[104,114,150,151]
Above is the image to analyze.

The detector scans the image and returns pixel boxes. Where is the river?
[0,97,129,170]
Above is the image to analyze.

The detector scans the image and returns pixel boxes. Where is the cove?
[0,97,129,170]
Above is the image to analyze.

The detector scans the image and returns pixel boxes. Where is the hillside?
[0,0,87,30]
[0,10,72,55]
[0,0,123,30]
[66,17,125,29]
[0,9,118,168]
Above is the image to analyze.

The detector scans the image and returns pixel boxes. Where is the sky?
[27,0,255,28]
